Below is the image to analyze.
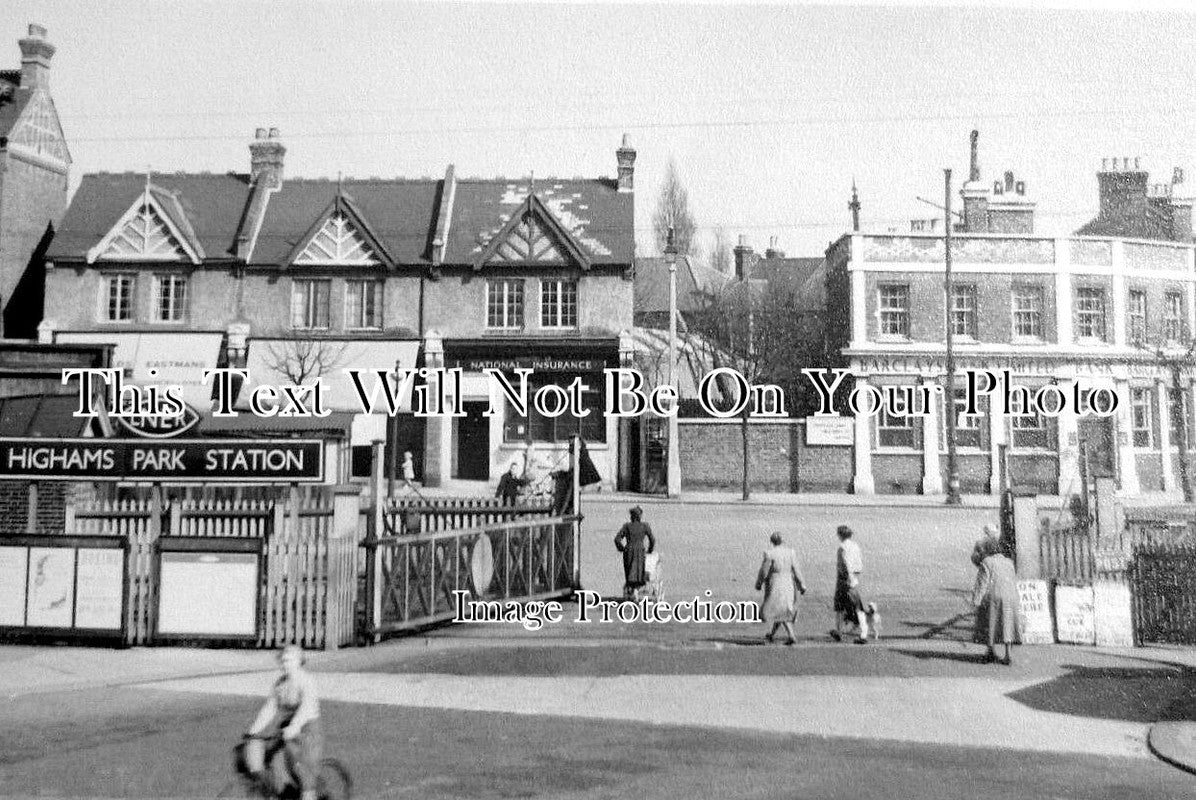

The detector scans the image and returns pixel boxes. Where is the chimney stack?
[249,127,286,190]
[1097,154,1148,228]
[18,24,54,91]
[616,133,636,192]
[764,236,784,259]
[733,235,754,281]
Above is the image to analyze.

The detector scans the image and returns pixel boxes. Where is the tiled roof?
[0,393,92,437]
[48,172,253,260]
[750,256,823,293]
[634,255,728,316]
[50,173,635,268]
[445,178,632,266]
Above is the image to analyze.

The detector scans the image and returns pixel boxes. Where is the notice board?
[156,537,261,641]
[0,536,126,638]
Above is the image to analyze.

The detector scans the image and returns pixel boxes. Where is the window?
[486,279,524,329]
[1075,287,1106,341]
[503,374,605,443]
[345,280,382,329]
[1012,285,1043,339]
[875,408,915,449]
[1165,292,1184,343]
[951,284,978,339]
[1128,291,1147,347]
[540,279,578,329]
[1131,387,1153,448]
[291,279,330,329]
[1011,412,1051,449]
[878,285,909,338]
[103,274,134,322]
[942,389,984,450]
[153,274,187,322]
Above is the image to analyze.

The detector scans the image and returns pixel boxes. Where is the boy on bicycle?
[246,644,323,800]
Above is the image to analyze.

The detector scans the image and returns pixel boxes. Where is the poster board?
[0,536,126,638]
[1016,579,1054,644]
[156,538,261,641]
[1054,584,1097,645]
[806,417,854,446]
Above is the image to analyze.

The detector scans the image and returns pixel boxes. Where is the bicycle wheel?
[317,758,352,800]
[215,776,264,798]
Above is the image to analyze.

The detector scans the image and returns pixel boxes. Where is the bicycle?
[217,734,352,800]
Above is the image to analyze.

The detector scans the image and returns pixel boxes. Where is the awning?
[54,332,223,409]
[0,394,98,437]
[241,339,421,413]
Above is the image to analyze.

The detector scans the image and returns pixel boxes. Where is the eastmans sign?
[0,439,324,483]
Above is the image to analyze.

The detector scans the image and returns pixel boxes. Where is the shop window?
[876,408,915,449]
[1075,287,1106,341]
[1128,291,1147,347]
[878,284,909,338]
[345,280,382,329]
[503,374,605,443]
[1131,387,1153,448]
[540,280,578,329]
[291,279,330,330]
[154,274,187,322]
[951,284,978,339]
[351,445,373,478]
[486,279,524,329]
[1012,285,1042,339]
[1011,412,1051,450]
[102,274,134,322]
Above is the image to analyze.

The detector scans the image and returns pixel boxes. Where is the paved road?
[579,499,996,639]
[3,637,1195,799]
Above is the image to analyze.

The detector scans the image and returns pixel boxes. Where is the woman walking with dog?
[831,525,871,644]
[614,506,655,599]
[756,532,806,645]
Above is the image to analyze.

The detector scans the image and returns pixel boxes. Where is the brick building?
[41,131,636,487]
[0,24,70,338]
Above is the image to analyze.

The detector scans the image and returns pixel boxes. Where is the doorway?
[456,401,491,480]
[1077,416,1116,480]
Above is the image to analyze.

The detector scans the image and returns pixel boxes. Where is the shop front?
[426,338,624,488]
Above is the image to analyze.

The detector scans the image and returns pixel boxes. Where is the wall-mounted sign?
[1016,579,1053,644]
[156,538,260,640]
[453,357,606,373]
[0,438,324,482]
[806,417,854,446]
[1054,584,1096,645]
[0,537,126,636]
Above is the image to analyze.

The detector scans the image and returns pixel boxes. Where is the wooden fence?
[66,487,358,649]
[1131,541,1196,645]
[1038,519,1096,584]
[362,514,580,639]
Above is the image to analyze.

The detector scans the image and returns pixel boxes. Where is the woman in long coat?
[756,532,806,645]
[614,506,655,598]
[971,536,1019,664]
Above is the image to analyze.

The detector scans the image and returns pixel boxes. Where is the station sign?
[0,438,324,483]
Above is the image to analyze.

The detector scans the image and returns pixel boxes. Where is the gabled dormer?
[472,193,591,271]
[286,191,394,269]
[86,180,204,264]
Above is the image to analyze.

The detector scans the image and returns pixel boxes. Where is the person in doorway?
[245,645,323,800]
[971,536,1019,665]
[495,461,527,506]
[830,525,869,644]
[614,506,656,598]
[756,532,806,645]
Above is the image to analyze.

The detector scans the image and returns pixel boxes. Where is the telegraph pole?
[944,169,962,505]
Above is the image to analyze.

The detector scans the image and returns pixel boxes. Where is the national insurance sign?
[0,439,324,483]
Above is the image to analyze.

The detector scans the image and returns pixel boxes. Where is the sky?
[6,1,1196,260]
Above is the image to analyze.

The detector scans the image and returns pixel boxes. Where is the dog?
[865,602,882,640]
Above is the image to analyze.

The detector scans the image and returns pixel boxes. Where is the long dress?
[972,553,1019,645]
[614,521,656,589]
[756,545,805,623]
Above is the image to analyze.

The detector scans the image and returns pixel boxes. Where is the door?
[641,417,667,494]
[1077,416,1116,480]
[456,401,491,480]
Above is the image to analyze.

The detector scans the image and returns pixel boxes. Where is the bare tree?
[260,338,350,385]
[652,159,697,256]
[709,226,733,276]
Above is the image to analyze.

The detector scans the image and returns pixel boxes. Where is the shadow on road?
[890,647,990,665]
[1007,665,1196,723]
[899,611,976,640]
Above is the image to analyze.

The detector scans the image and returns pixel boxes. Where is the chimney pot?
[268,127,280,138]
[1102,158,1108,171]
[18,23,55,90]
[1135,157,1141,170]
[615,133,636,192]
[1016,181,1025,196]
[27,24,47,38]
[255,128,266,139]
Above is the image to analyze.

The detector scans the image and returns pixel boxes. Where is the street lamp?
[944,168,962,505]
[665,227,682,498]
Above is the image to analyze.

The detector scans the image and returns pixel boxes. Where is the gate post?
[1012,494,1040,579]
[325,484,362,651]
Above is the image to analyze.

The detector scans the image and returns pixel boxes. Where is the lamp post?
[944,168,962,505]
[665,227,682,498]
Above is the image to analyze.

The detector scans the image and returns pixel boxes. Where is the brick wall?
[0,481,97,535]
[678,419,853,493]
